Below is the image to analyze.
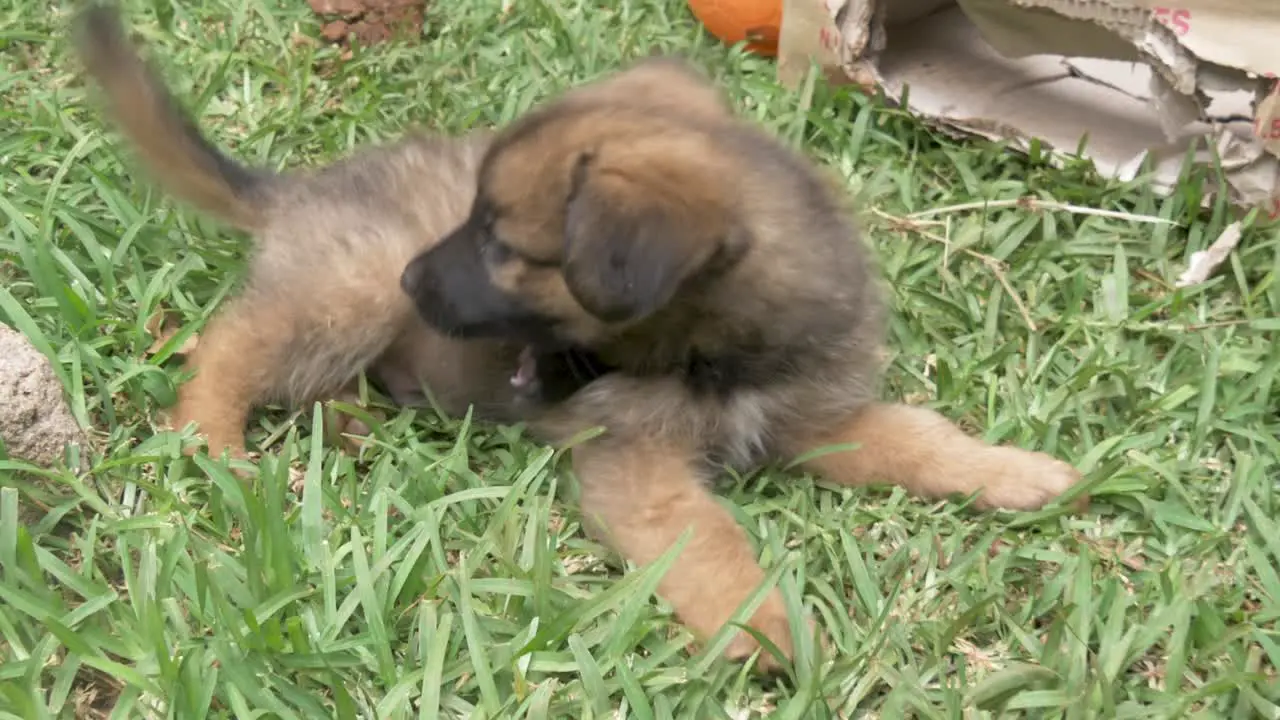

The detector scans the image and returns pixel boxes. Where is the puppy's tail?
[72,4,273,232]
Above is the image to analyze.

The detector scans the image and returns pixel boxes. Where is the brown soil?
[308,0,425,48]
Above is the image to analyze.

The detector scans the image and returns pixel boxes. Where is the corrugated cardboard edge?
[778,0,1280,219]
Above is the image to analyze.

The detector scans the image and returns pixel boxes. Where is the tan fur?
[77,4,1085,672]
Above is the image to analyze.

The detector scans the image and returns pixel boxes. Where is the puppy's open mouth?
[510,346,539,389]
[508,345,614,403]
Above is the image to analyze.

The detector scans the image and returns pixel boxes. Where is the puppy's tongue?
[510,347,537,388]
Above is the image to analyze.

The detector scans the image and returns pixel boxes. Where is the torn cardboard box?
[777,0,1280,219]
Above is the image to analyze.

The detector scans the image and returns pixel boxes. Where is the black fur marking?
[682,348,792,399]
[400,219,560,346]
[533,348,614,403]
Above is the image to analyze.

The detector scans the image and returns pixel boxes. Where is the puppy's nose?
[400,258,424,296]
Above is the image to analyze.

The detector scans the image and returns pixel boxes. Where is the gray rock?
[0,322,89,470]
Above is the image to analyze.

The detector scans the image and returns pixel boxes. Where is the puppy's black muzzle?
[400,225,557,346]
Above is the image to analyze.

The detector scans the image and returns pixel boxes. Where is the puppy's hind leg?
[571,438,797,673]
[792,403,1084,511]
[167,286,406,460]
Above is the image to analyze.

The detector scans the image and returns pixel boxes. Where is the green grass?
[2,0,1279,717]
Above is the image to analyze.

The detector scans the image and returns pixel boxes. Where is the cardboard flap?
[778,0,1280,218]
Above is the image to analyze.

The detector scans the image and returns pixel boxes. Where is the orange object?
[687,0,782,57]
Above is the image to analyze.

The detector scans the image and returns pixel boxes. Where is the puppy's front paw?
[720,596,797,674]
[716,589,824,671]
[164,406,247,462]
[323,398,382,455]
[969,446,1084,511]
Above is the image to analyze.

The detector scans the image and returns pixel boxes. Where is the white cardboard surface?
[778,0,1280,219]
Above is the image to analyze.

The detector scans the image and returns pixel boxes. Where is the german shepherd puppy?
[75,4,1084,671]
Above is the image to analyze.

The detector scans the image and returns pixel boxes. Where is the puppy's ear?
[563,151,734,323]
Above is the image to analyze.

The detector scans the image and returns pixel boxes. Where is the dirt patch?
[308,0,426,48]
